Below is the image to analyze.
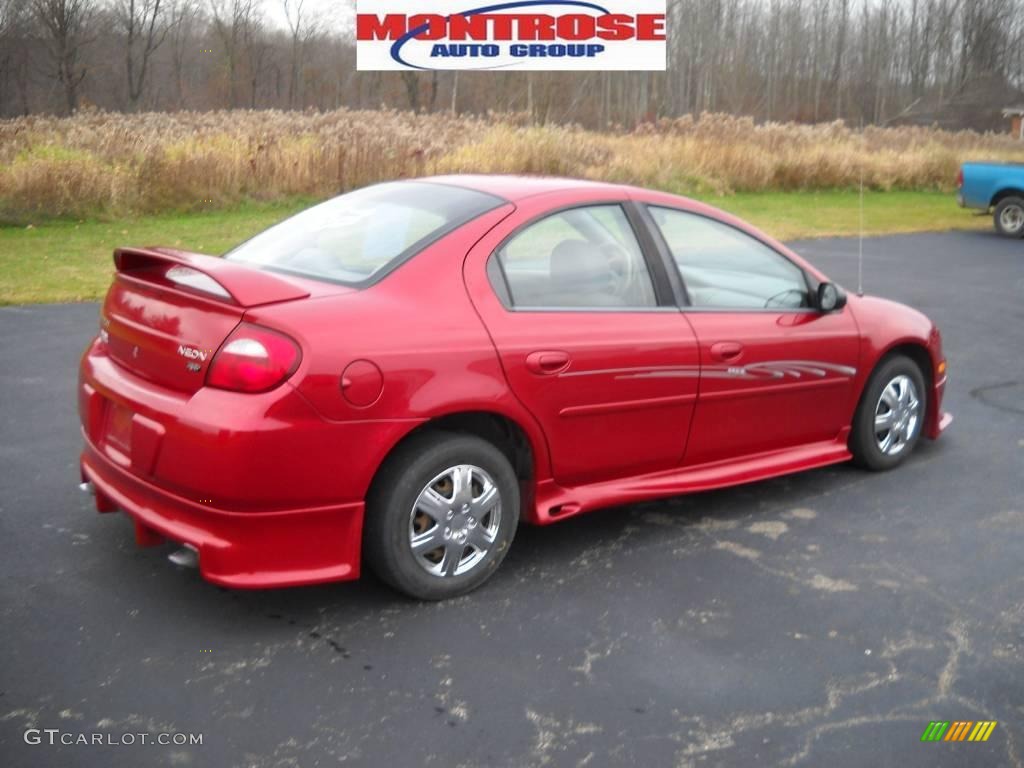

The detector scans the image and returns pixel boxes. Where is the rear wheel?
[849,355,926,471]
[994,196,1024,238]
[364,432,519,600]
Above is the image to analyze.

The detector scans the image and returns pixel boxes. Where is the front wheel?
[364,432,519,600]
[994,196,1024,238]
[849,355,926,471]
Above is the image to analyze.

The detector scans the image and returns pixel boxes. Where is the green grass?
[0,199,313,304]
[700,189,989,241]
[0,190,988,305]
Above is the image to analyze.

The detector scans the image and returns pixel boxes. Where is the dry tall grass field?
[2,109,1024,223]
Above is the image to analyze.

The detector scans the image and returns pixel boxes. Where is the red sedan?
[79,176,951,599]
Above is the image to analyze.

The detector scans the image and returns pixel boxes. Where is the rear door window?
[494,205,657,309]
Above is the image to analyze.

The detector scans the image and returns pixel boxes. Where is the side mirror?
[816,282,847,312]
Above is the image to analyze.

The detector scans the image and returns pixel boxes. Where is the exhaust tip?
[168,544,199,569]
[78,481,95,496]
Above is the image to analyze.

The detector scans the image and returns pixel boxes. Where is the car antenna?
[857,119,865,296]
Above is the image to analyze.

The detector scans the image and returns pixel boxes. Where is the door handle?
[710,341,744,362]
[525,350,571,375]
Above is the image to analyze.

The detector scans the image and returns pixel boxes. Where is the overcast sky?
[261,0,355,35]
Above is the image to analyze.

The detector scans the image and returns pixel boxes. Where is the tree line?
[1,0,1022,130]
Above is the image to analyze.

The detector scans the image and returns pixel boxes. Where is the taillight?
[206,323,301,393]
[956,168,963,189]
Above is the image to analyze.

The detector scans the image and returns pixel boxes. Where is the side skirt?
[529,436,852,524]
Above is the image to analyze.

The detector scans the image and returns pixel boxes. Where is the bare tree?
[0,0,26,113]
[5,0,1024,129]
[31,0,94,113]
[0,0,21,39]
[209,0,255,107]
[400,71,420,111]
[167,0,200,108]
[114,0,170,109]
[282,0,319,108]
[241,2,267,107]
[0,0,23,72]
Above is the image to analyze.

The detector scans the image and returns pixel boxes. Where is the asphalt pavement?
[1,230,1022,767]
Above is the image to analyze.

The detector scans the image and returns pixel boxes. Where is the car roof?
[419,174,629,202]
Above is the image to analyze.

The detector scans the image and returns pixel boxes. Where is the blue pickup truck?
[957,162,1024,237]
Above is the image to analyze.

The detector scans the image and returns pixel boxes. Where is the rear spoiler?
[113,247,310,308]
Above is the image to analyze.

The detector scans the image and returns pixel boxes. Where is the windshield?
[224,182,502,285]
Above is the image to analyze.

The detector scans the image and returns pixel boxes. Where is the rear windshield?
[224,182,503,286]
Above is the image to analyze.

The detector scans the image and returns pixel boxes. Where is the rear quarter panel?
[961,163,1024,209]
[244,203,555,496]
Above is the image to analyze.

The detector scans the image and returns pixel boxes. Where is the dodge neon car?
[79,176,951,600]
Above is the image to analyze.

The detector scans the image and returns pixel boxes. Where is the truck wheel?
[994,197,1024,238]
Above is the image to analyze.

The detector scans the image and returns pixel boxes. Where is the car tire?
[849,355,927,471]
[994,196,1024,238]
[363,431,520,600]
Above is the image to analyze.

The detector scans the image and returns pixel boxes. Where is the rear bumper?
[79,342,424,588]
[81,436,363,588]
